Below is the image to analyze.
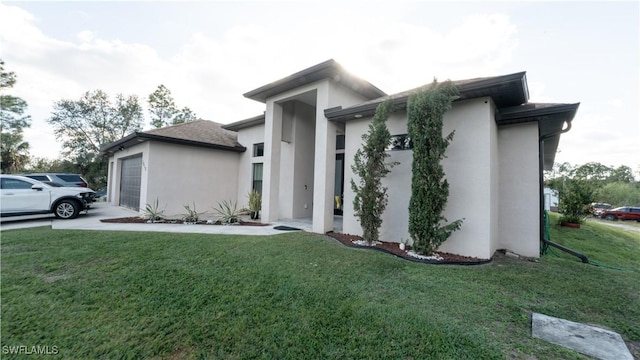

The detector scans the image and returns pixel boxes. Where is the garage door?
[119,155,142,210]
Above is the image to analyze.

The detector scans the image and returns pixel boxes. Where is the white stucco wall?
[498,122,540,257]
[328,80,373,108]
[108,141,241,218]
[343,112,414,243]
[290,102,316,218]
[107,142,150,212]
[344,98,498,259]
[145,142,241,217]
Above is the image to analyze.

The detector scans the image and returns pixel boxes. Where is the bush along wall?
[351,99,397,244]
[407,80,463,255]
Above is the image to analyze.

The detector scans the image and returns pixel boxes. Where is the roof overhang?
[243,59,387,103]
[325,72,528,123]
[497,103,580,170]
[99,132,246,157]
[222,113,266,132]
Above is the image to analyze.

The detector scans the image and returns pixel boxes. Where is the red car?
[600,207,640,221]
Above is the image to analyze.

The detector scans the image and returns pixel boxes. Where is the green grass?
[1,222,638,359]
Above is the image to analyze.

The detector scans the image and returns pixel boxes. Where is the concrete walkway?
[1,203,343,235]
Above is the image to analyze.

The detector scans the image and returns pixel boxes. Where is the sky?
[1,1,638,173]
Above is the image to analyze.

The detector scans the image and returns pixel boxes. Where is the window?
[1,178,33,189]
[26,175,49,181]
[252,163,263,193]
[336,135,345,150]
[387,134,413,151]
[253,143,264,157]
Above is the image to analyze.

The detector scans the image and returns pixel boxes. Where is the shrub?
[350,99,397,244]
[182,202,205,223]
[215,200,240,224]
[407,80,463,255]
[143,197,166,222]
[558,178,594,224]
[248,190,261,212]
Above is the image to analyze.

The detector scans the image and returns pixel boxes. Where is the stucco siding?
[379,111,414,244]
[328,80,374,108]
[344,98,496,259]
[291,102,316,218]
[498,122,540,257]
[144,142,240,218]
[343,116,372,238]
[433,98,495,259]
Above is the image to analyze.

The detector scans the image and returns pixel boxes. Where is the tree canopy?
[47,90,144,187]
[0,59,31,173]
[148,84,197,128]
[545,161,640,207]
[48,90,144,159]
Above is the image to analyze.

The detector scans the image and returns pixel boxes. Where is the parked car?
[94,188,107,202]
[589,202,612,216]
[0,175,95,219]
[19,173,89,188]
[599,207,640,221]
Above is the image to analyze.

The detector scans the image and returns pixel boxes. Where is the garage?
[119,155,142,210]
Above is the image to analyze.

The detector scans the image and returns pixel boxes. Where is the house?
[101,59,578,259]
[101,120,245,216]
[544,187,559,212]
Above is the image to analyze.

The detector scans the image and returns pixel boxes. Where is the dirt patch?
[326,231,490,265]
[100,217,269,226]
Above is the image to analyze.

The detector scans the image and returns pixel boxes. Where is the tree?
[0,59,31,173]
[596,182,640,207]
[1,132,30,173]
[558,178,594,224]
[407,80,463,255]
[350,99,397,244]
[147,84,197,128]
[573,162,611,182]
[27,157,77,173]
[47,90,144,187]
[608,165,635,184]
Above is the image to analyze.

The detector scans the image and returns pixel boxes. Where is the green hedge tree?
[351,99,397,244]
[558,178,594,224]
[408,80,463,255]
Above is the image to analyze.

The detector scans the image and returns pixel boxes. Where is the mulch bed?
[99,217,488,264]
[100,217,270,226]
[326,231,491,265]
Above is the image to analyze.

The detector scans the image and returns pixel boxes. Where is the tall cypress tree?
[407,80,463,255]
[351,99,397,244]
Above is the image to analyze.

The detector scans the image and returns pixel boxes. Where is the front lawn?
[1,222,638,359]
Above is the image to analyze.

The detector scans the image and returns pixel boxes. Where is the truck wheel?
[54,200,80,219]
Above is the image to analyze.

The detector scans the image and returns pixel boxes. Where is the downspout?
[539,121,589,263]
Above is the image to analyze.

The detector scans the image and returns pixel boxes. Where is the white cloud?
[1,3,520,160]
[606,98,623,108]
[555,111,640,168]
